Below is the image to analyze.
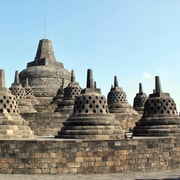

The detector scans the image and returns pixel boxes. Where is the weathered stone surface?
[133,76,180,136]
[10,71,37,113]
[24,78,40,105]
[21,112,70,136]
[107,76,140,132]
[56,69,124,140]
[51,78,65,105]
[0,137,180,174]
[54,70,82,113]
[10,70,26,99]
[133,83,148,114]
[0,69,35,139]
[113,113,141,132]
[19,39,71,103]
[107,76,138,114]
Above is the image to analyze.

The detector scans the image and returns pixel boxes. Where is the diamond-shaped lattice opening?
[89,104,93,108]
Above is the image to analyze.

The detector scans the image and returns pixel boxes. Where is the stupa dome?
[133,76,180,136]
[107,76,135,113]
[133,83,147,114]
[19,39,71,102]
[54,70,82,113]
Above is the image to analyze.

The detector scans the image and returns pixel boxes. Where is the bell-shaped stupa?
[10,71,37,113]
[56,69,124,140]
[107,76,136,113]
[51,78,65,105]
[54,70,82,113]
[10,70,26,99]
[0,69,35,139]
[24,78,34,98]
[24,77,40,105]
[19,39,71,104]
[133,76,180,136]
[133,83,148,114]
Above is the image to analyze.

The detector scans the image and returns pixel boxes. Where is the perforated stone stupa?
[133,76,180,136]
[56,69,124,139]
[10,70,26,100]
[133,83,147,114]
[54,70,82,113]
[19,39,71,103]
[24,78,34,98]
[10,71,37,113]
[51,78,65,105]
[107,76,137,113]
[24,78,40,106]
[0,69,35,139]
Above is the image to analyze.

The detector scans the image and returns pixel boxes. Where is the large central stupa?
[19,39,71,103]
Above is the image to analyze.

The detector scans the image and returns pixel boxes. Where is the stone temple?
[1,38,180,174]
[19,39,71,104]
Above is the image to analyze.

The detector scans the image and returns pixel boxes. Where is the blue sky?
[1,0,180,111]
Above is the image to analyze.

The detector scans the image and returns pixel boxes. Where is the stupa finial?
[139,83,143,94]
[87,69,94,88]
[94,81,97,88]
[0,69,5,88]
[14,70,20,84]
[114,75,118,88]
[155,76,162,94]
[25,78,29,87]
[62,78,64,87]
[71,70,75,83]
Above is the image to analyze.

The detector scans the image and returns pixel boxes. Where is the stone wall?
[21,112,70,136]
[21,112,141,136]
[0,137,180,174]
[114,113,141,132]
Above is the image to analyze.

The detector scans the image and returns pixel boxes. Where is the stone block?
[106,161,114,166]
[76,157,84,162]
[34,168,42,174]
[69,167,78,173]
[42,168,50,174]
[50,167,57,174]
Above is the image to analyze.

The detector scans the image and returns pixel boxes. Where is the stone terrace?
[0,137,180,174]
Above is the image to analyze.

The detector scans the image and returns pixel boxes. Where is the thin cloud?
[143,72,152,80]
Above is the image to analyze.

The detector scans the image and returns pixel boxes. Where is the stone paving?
[0,168,180,180]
